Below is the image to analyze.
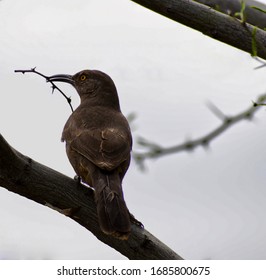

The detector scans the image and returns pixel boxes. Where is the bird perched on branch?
[48,70,133,240]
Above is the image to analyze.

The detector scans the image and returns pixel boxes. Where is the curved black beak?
[47,74,74,85]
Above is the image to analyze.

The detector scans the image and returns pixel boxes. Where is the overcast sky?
[1,0,266,260]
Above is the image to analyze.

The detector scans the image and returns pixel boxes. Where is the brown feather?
[55,70,133,239]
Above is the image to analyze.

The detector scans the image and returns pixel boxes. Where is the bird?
[48,69,132,240]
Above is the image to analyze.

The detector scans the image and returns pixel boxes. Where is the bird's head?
[48,69,120,109]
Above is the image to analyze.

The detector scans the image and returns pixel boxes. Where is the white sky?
[1,0,266,259]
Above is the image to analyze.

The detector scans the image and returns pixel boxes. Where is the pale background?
[1,0,266,259]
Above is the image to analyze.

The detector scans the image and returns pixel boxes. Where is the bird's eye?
[80,74,87,81]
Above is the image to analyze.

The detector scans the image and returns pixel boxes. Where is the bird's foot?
[129,212,144,229]
[74,175,94,197]
[74,175,86,190]
[74,175,82,184]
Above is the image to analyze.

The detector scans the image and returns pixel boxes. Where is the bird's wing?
[64,126,131,171]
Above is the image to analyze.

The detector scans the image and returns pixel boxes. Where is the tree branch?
[133,94,266,166]
[0,133,182,260]
[130,0,266,60]
[14,68,74,113]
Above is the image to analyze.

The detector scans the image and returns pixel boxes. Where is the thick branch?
[0,134,182,260]
[133,94,266,165]
[131,0,266,60]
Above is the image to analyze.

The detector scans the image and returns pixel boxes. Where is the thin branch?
[130,0,266,60]
[0,133,182,260]
[14,68,74,113]
[206,101,227,121]
[253,101,266,107]
[253,57,266,69]
[133,93,266,166]
[196,0,266,30]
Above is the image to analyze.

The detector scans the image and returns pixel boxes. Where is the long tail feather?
[93,170,131,239]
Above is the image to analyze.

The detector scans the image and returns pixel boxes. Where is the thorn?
[245,111,253,120]
[201,138,209,148]
[224,117,232,125]
[252,101,258,107]
[206,101,226,121]
[185,141,194,151]
[51,85,56,94]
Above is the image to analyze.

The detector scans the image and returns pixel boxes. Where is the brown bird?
[48,70,132,239]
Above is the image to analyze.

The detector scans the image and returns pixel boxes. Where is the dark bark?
[0,133,182,260]
[131,0,266,60]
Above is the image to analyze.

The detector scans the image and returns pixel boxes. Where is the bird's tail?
[93,170,131,240]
